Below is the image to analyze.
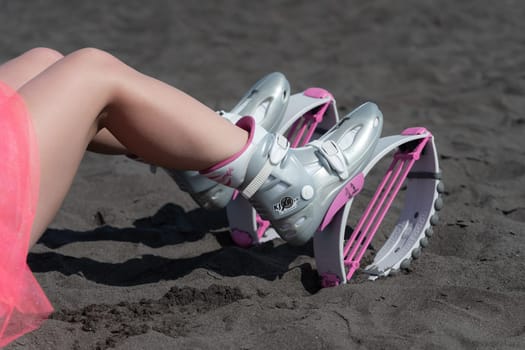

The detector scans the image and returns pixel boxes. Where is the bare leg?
[87,126,129,155]
[16,48,248,246]
[0,47,64,88]
[0,48,129,155]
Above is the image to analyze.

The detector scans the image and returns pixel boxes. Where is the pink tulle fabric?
[0,81,53,347]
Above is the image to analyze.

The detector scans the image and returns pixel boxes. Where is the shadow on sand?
[30,203,321,294]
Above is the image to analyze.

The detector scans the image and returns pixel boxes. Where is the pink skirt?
[0,81,53,347]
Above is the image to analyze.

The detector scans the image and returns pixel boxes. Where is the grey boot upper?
[242,102,383,245]
[202,102,383,245]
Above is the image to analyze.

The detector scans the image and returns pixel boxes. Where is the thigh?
[16,50,114,246]
[0,49,130,157]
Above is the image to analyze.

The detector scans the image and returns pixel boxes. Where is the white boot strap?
[242,160,274,198]
[311,140,349,180]
[242,134,289,198]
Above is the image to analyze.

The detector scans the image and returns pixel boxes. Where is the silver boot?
[201,102,383,245]
[166,72,290,210]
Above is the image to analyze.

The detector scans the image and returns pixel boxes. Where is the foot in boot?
[166,72,290,210]
[201,102,383,245]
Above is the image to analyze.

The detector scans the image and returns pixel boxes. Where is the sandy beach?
[1,1,524,349]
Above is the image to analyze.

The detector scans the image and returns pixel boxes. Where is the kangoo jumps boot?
[201,102,383,245]
[166,72,290,210]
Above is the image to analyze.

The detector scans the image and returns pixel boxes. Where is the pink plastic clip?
[321,273,341,288]
[231,229,254,248]
[304,87,333,99]
[319,173,365,231]
[287,88,334,148]
[255,214,271,240]
[344,260,360,273]
[401,127,428,136]
[395,128,431,161]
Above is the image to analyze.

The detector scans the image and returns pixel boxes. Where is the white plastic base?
[225,92,441,287]
[313,133,441,285]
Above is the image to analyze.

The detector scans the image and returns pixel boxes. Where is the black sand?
[1,1,524,349]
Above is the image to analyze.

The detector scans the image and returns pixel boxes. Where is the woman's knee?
[22,47,64,66]
[66,48,126,76]
[0,47,64,89]
[21,47,122,72]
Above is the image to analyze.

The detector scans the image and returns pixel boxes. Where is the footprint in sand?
[502,207,525,223]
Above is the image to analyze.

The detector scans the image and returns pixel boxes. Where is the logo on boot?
[273,196,298,215]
